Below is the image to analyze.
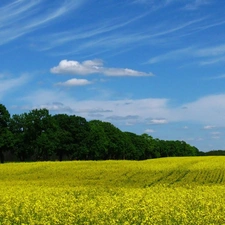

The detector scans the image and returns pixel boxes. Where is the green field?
[1,156,225,224]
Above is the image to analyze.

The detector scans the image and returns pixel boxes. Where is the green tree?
[0,104,13,163]
[69,115,90,160]
[53,114,73,161]
[124,132,146,160]
[101,121,126,159]
[25,108,57,160]
[141,134,160,159]
[9,113,30,161]
[87,120,109,160]
[53,114,90,160]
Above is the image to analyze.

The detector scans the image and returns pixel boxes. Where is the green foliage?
[1,103,200,162]
[53,114,90,160]
[0,104,12,163]
[204,150,225,156]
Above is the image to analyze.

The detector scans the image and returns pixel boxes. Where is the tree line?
[0,104,200,163]
[200,150,225,156]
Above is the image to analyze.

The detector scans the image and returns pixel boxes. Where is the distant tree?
[25,109,57,160]
[100,121,127,159]
[124,132,147,160]
[205,150,225,156]
[53,114,90,160]
[2,105,201,162]
[9,113,30,161]
[197,151,206,156]
[87,120,110,160]
[141,134,160,159]
[52,114,73,161]
[69,115,90,160]
[0,104,13,163]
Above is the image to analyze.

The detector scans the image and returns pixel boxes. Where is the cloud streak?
[184,0,211,10]
[51,59,154,77]
[56,78,92,86]
[37,17,207,56]
[149,119,168,125]
[0,74,29,99]
[203,125,216,130]
[0,0,85,45]
[148,43,225,66]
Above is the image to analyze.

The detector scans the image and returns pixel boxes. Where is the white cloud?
[144,129,155,133]
[184,0,212,10]
[199,56,225,66]
[0,0,85,45]
[0,74,29,99]
[102,68,153,76]
[19,90,169,121]
[148,47,193,64]
[51,59,153,77]
[175,94,225,125]
[51,59,103,75]
[196,137,204,141]
[207,74,225,80]
[203,125,216,129]
[56,78,92,86]
[196,44,225,65]
[211,136,220,139]
[210,131,221,140]
[149,119,168,125]
[35,13,149,51]
[211,131,220,135]
[196,44,225,57]
[37,102,74,113]
[34,12,209,57]
[148,43,225,66]
[17,90,225,128]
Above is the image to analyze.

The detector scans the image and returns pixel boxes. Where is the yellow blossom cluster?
[1,156,225,224]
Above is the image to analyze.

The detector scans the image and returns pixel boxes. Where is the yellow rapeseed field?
[1,156,225,224]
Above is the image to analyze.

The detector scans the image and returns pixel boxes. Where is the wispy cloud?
[211,135,220,139]
[210,131,221,139]
[147,47,193,64]
[133,0,212,11]
[184,0,212,10]
[206,74,225,80]
[0,0,85,45]
[203,125,216,130]
[37,17,206,56]
[148,43,225,66]
[199,57,225,66]
[51,59,154,77]
[56,78,92,86]
[0,74,29,99]
[211,131,220,135]
[196,44,225,57]
[34,12,149,51]
[176,94,225,125]
[144,128,155,133]
[149,119,168,125]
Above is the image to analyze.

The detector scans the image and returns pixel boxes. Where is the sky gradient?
[1,0,225,152]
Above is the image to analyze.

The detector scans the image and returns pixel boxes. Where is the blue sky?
[1,0,225,152]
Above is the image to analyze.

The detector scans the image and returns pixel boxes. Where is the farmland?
[1,156,225,224]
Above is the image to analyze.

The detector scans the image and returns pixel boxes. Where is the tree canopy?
[0,104,200,163]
